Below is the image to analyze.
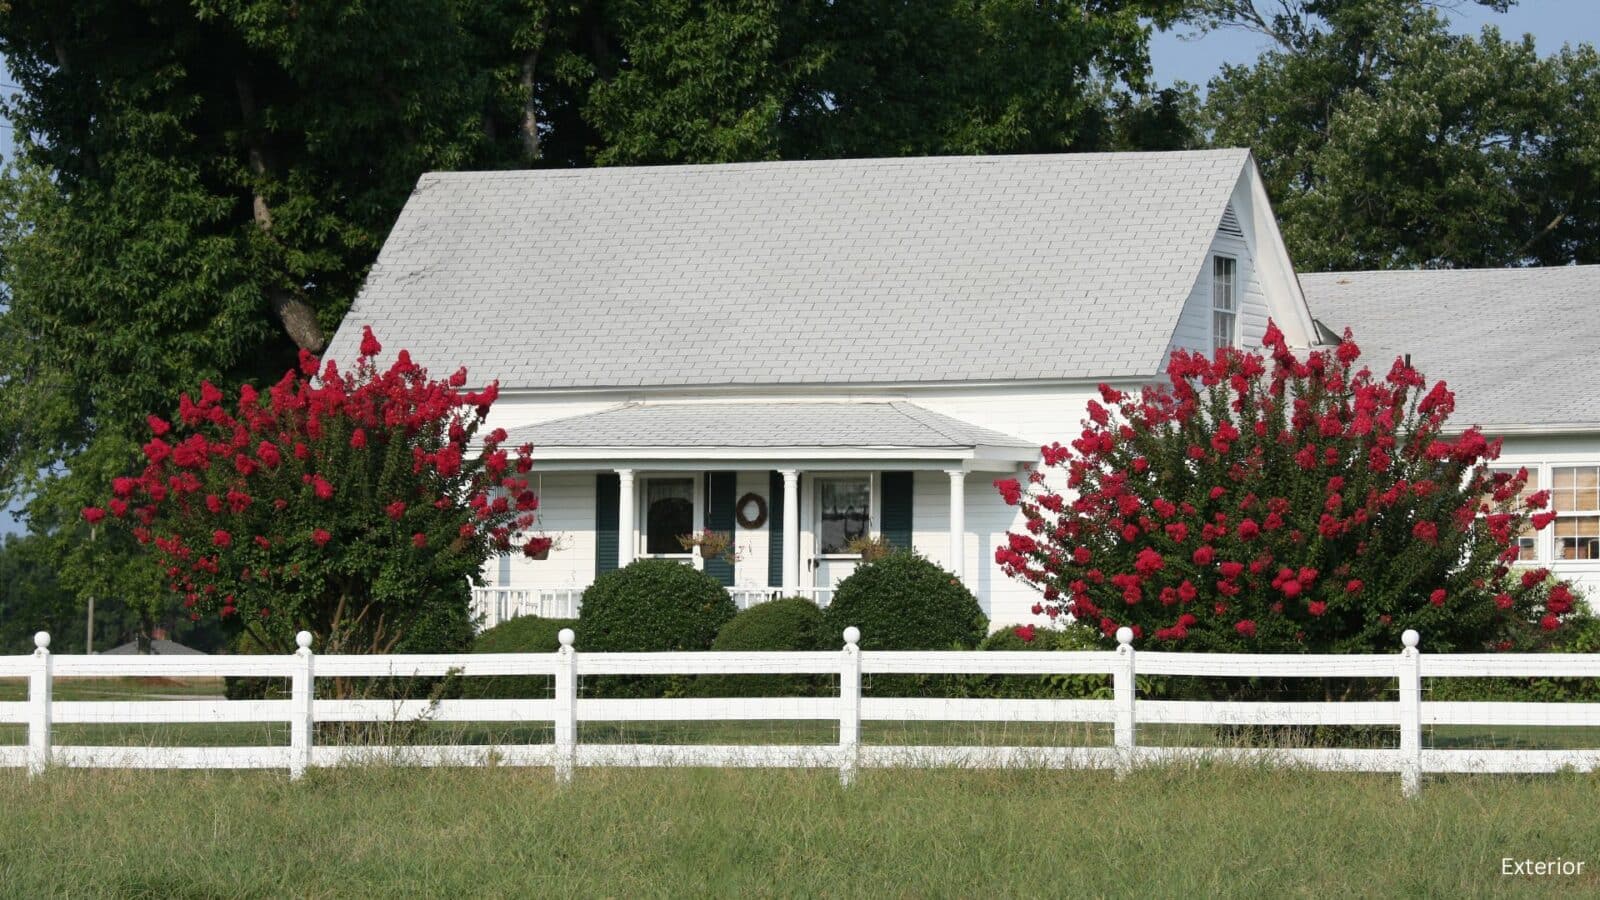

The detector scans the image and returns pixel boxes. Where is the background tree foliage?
[0,0,1184,625]
[1198,0,1600,269]
[0,0,1182,492]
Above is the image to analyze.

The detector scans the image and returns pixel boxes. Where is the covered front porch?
[470,402,1037,627]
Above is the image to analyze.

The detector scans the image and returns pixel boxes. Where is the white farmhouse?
[324,150,1598,626]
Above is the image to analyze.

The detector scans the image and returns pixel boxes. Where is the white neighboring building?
[1302,267,1600,601]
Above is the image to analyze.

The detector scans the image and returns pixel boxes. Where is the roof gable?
[328,150,1254,389]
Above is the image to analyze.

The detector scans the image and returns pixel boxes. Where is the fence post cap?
[557,628,576,648]
[1115,626,1134,647]
[295,631,313,651]
[842,626,860,648]
[1401,629,1420,650]
[33,631,50,650]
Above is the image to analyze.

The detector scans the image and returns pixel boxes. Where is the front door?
[813,475,872,592]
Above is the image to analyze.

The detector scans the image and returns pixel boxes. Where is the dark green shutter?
[768,470,785,588]
[595,472,619,577]
[704,471,736,586]
[880,471,914,551]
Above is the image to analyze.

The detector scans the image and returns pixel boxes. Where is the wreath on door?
[735,492,769,529]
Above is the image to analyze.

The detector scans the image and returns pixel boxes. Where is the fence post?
[27,631,51,777]
[1113,626,1136,778]
[839,626,862,787]
[1398,629,1422,798]
[289,631,314,780]
[554,627,578,784]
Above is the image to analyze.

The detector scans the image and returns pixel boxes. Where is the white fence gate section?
[5,626,1600,797]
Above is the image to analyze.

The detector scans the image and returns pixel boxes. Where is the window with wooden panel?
[1211,256,1237,351]
[1552,466,1600,561]
[1487,467,1541,561]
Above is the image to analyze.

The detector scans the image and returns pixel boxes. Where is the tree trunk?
[235,71,327,354]
[520,50,541,162]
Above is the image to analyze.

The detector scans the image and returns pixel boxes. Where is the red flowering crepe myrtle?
[994,321,1579,654]
[83,328,550,653]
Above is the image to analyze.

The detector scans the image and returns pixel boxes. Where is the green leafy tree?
[1198,0,1600,268]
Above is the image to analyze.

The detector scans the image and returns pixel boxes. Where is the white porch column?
[946,469,966,583]
[617,468,636,567]
[780,469,800,593]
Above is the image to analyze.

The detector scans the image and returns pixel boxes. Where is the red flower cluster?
[993,321,1577,654]
[90,326,548,636]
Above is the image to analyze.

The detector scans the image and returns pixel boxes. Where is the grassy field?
[1,765,1598,897]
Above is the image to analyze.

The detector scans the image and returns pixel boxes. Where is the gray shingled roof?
[327,150,1252,388]
[1301,266,1600,429]
[506,402,1036,451]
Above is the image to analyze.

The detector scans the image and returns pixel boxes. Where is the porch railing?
[472,584,835,628]
[472,588,585,627]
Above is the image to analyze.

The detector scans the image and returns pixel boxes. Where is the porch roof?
[505,402,1038,467]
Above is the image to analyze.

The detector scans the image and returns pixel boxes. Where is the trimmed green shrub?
[473,615,579,653]
[579,559,736,697]
[697,598,831,698]
[578,559,736,652]
[822,551,987,651]
[462,616,579,700]
[712,598,826,652]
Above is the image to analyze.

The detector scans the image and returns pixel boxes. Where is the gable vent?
[1218,203,1244,236]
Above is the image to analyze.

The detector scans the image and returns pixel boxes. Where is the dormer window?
[1212,256,1237,351]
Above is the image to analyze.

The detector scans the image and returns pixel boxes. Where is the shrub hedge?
[698,598,830,697]
[822,551,987,651]
[713,598,827,652]
[955,626,1113,699]
[578,559,736,652]
[578,559,736,696]
[461,616,579,700]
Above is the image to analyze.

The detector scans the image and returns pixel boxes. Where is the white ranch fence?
[4,626,1600,797]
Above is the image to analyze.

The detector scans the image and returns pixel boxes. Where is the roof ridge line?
[889,401,984,447]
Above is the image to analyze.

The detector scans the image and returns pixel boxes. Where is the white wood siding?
[1169,226,1270,357]
[498,472,597,594]
[733,470,772,589]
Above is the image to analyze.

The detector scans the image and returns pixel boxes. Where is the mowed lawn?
[0,765,1596,897]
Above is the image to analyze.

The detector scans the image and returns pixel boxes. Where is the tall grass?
[1,765,1597,897]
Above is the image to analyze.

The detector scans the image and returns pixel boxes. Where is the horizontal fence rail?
[4,627,1600,796]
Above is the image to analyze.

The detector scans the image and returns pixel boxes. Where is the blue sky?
[0,2,1596,538]
[1150,0,1600,88]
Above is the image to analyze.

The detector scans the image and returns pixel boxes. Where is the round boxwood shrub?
[822,551,987,651]
[579,559,737,652]
[713,597,826,652]
[462,616,579,700]
[697,598,829,698]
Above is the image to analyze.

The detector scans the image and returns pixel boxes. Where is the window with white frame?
[816,476,872,555]
[1487,467,1541,561]
[1552,465,1600,561]
[643,477,695,556]
[1211,256,1237,351]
